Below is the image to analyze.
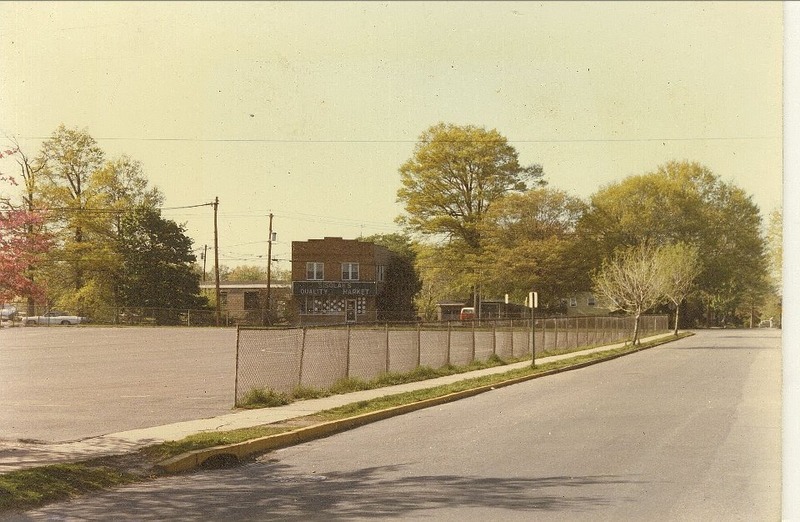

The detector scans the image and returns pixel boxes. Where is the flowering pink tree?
[0,148,51,302]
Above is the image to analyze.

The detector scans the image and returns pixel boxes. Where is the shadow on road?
[26,461,647,520]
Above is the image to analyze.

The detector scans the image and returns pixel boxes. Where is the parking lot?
[0,326,237,442]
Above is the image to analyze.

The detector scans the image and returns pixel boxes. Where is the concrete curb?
[157,333,689,474]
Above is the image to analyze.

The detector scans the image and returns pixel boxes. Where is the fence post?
[385,323,390,373]
[554,317,559,350]
[471,320,476,363]
[492,322,496,357]
[447,321,452,366]
[298,327,307,388]
[510,319,514,357]
[417,322,422,368]
[234,326,241,406]
[346,324,351,379]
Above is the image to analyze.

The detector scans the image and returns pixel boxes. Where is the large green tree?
[37,125,106,297]
[31,125,168,319]
[397,123,543,251]
[578,161,768,326]
[480,188,590,309]
[116,207,206,323]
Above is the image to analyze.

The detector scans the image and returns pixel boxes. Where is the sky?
[0,1,785,273]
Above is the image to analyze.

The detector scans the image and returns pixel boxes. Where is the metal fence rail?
[234,315,669,405]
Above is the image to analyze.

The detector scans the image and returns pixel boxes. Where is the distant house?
[562,291,611,316]
[291,237,400,325]
[199,280,291,325]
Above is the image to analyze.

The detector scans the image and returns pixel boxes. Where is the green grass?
[141,425,295,461]
[240,387,292,407]
[0,463,138,512]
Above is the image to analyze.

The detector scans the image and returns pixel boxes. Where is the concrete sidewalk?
[0,334,672,473]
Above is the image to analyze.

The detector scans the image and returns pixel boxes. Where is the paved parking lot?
[0,326,238,442]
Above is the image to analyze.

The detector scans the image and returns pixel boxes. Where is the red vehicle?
[459,307,476,321]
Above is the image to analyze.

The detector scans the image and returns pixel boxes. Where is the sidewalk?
[0,334,672,473]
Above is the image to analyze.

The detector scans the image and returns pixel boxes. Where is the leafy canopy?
[397,123,543,251]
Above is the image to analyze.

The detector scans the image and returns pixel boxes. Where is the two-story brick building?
[291,237,395,325]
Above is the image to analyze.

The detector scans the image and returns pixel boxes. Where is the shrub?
[240,388,291,408]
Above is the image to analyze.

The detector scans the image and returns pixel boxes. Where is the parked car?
[24,310,89,326]
[1,305,17,321]
[459,307,476,321]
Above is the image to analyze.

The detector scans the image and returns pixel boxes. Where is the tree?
[578,161,768,326]
[1,140,49,313]
[28,125,168,319]
[761,209,782,326]
[657,242,701,335]
[0,166,51,303]
[480,188,590,309]
[412,243,462,321]
[94,155,164,235]
[766,209,782,294]
[593,245,665,345]
[116,207,207,324]
[223,265,268,282]
[397,123,543,251]
[362,233,421,321]
[37,125,106,292]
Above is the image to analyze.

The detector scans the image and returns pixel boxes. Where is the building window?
[342,262,359,281]
[569,297,577,307]
[587,295,596,307]
[377,265,386,282]
[244,291,260,310]
[219,292,228,306]
[306,262,324,280]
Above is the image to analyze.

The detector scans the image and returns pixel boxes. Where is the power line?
[16,135,780,144]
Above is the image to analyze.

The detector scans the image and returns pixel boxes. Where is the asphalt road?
[13,329,782,521]
[0,327,237,442]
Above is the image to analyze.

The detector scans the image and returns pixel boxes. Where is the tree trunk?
[673,302,680,336]
[633,312,641,345]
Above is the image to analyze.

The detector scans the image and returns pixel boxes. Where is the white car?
[1,305,17,321]
[24,310,89,326]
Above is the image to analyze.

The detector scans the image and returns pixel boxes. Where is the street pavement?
[0,334,668,473]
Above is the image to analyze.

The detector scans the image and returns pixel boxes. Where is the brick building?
[199,281,291,325]
[291,237,396,325]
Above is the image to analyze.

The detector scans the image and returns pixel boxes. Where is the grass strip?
[141,425,297,461]
[0,463,138,513]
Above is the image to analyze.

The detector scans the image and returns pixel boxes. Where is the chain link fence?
[234,314,669,405]
[3,304,245,327]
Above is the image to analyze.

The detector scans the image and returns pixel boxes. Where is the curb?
[157,333,688,474]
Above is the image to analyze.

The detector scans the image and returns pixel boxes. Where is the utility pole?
[213,197,221,326]
[266,213,274,326]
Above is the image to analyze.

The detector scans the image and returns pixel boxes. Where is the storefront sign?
[293,281,377,296]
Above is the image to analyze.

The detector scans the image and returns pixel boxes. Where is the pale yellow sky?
[0,1,785,269]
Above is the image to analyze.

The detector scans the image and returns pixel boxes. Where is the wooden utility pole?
[266,213,274,326]
[213,197,221,326]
